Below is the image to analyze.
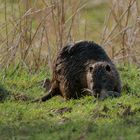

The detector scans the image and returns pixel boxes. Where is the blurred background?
[0,0,139,72]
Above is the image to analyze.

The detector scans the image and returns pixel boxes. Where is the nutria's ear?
[89,66,93,72]
[105,64,111,72]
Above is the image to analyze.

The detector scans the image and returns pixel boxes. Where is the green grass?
[0,1,140,139]
[0,65,140,140]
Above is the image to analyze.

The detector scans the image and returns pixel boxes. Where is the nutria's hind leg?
[32,81,60,102]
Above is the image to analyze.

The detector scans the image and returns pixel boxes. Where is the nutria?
[34,41,121,102]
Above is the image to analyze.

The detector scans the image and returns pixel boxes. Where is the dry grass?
[0,0,140,72]
[101,0,140,65]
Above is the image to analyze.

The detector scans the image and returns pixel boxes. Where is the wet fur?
[34,41,121,102]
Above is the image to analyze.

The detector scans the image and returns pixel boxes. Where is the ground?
[0,65,140,140]
[0,1,140,139]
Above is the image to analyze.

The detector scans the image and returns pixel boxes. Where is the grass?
[0,1,140,139]
[0,65,140,140]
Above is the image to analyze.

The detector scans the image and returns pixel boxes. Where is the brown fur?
[34,41,121,102]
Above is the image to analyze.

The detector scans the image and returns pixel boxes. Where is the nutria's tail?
[32,89,56,102]
[32,80,60,102]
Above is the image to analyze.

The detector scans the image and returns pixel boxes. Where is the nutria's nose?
[99,90,121,100]
[98,89,108,100]
[107,91,121,97]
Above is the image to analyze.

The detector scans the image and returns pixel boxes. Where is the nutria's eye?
[89,66,93,72]
[105,65,111,72]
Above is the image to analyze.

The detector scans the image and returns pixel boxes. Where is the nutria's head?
[86,62,120,99]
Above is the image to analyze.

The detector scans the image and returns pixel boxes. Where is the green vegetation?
[80,2,109,41]
[0,65,140,140]
[0,0,140,140]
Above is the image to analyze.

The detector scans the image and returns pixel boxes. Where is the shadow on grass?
[0,84,10,102]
